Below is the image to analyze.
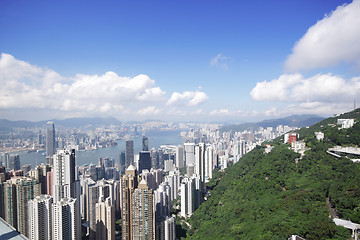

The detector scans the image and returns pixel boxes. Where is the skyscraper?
[52,198,80,240]
[142,136,149,151]
[95,197,115,240]
[131,179,155,240]
[119,151,126,174]
[125,140,134,167]
[121,165,138,240]
[139,151,151,174]
[28,194,53,240]
[7,154,20,171]
[52,149,77,202]
[184,143,195,166]
[3,177,41,236]
[46,121,55,165]
[175,146,184,169]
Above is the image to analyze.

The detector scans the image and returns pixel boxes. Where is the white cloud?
[209,109,230,116]
[208,109,259,118]
[137,106,161,115]
[285,0,360,71]
[167,91,208,107]
[0,53,166,115]
[263,102,351,117]
[250,73,360,103]
[210,54,233,70]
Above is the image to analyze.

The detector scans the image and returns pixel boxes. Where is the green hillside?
[186,109,360,240]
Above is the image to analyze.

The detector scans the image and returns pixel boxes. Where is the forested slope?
[187,109,360,240]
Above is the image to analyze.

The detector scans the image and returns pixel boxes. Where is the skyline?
[0,0,359,122]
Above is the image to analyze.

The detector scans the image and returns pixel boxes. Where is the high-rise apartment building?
[95,197,115,240]
[28,194,53,240]
[175,146,184,169]
[131,179,155,240]
[180,177,195,218]
[3,177,41,236]
[184,143,195,166]
[52,149,77,202]
[88,179,112,240]
[46,121,55,165]
[125,140,134,167]
[52,198,80,240]
[121,165,138,240]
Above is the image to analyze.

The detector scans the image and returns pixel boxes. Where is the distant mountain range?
[0,114,325,132]
[220,114,325,132]
[0,117,122,131]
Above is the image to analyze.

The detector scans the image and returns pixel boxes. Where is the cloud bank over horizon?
[0,53,209,120]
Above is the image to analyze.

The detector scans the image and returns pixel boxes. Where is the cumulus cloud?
[210,54,233,70]
[137,106,161,115]
[285,0,360,71]
[209,109,259,118]
[167,91,208,107]
[251,73,360,103]
[0,53,166,115]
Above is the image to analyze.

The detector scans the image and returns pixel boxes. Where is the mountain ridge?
[220,114,325,132]
[187,109,360,239]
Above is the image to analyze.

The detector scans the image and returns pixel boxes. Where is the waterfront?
[16,129,183,168]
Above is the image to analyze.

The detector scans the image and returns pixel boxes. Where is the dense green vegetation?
[186,109,360,240]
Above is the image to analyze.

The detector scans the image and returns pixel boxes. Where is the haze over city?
[1,0,359,122]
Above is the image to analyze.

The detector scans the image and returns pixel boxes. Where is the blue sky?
[0,0,359,122]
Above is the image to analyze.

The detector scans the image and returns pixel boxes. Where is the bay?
[17,129,183,168]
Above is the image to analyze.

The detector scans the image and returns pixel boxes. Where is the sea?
[16,129,183,168]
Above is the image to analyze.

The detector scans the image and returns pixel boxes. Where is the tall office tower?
[164,216,176,240]
[7,154,20,171]
[204,146,213,180]
[46,121,55,165]
[28,194,53,240]
[131,179,155,240]
[95,197,115,240]
[37,133,42,145]
[175,145,184,169]
[3,177,41,236]
[180,177,195,218]
[151,149,159,169]
[142,136,149,151]
[52,149,76,202]
[119,151,126,174]
[52,198,81,240]
[121,165,138,240]
[139,151,151,174]
[125,140,134,167]
[0,152,9,168]
[184,143,195,166]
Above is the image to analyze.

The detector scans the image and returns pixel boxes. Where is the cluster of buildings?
[0,119,301,239]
